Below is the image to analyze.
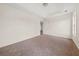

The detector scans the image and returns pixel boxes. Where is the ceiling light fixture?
[42,3,48,7]
[64,10,68,12]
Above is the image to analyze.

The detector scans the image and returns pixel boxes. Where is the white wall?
[0,4,41,48]
[44,13,72,38]
[75,5,79,48]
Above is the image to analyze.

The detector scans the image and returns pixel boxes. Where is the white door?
[72,8,79,49]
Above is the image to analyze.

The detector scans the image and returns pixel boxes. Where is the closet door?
[76,6,79,48]
[72,6,79,49]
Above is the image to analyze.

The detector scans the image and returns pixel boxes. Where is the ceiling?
[8,3,77,18]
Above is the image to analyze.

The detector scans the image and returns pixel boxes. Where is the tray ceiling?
[7,3,76,17]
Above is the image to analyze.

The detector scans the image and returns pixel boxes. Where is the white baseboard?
[45,33,71,39]
[72,36,79,49]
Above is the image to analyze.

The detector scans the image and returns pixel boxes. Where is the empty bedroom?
[0,3,79,56]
